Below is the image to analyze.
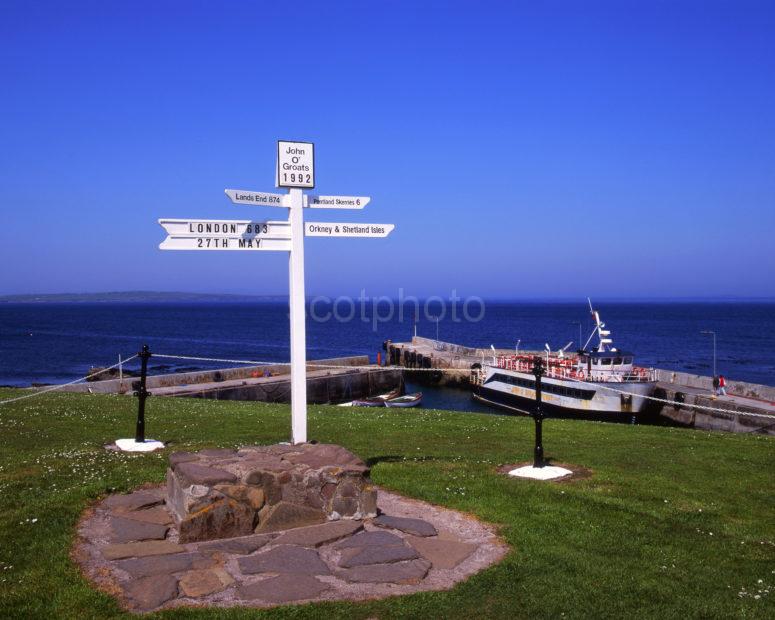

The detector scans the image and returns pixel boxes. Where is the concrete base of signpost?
[114,438,165,453]
[508,465,573,480]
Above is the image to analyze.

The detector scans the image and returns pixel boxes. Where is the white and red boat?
[472,301,656,419]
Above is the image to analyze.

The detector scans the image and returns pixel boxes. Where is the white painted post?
[288,187,307,444]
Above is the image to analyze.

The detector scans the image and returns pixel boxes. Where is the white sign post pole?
[157,141,393,448]
[287,190,307,444]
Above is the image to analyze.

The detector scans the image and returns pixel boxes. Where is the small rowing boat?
[384,392,423,408]
[351,388,401,407]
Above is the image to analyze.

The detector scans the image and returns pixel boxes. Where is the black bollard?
[532,357,545,468]
[135,344,151,443]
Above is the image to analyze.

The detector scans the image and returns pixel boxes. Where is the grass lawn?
[0,388,773,619]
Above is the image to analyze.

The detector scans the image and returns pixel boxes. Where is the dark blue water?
[1,302,773,399]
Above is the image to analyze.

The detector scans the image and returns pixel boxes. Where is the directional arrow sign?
[307,195,370,209]
[224,189,288,207]
[159,219,291,239]
[305,222,394,238]
[159,236,292,251]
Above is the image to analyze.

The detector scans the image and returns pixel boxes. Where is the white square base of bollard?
[115,438,165,452]
[508,465,573,480]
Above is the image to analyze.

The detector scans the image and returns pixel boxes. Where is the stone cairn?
[76,443,500,612]
[166,443,378,542]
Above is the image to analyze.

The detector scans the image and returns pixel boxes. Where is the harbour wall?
[172,367,402,404]
[390,336,775,435]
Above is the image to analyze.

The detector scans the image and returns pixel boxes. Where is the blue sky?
[1,1,773,299]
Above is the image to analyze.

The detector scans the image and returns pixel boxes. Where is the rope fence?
[0,355,138,406]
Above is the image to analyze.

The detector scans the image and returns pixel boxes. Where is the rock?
[198,448,237,459]
[104,490,164,512]
[122,574,178,610]
[116,552,212,578]
[338,543,418,568]
[405,535,477,569]
[337,559,431,584]
[331,496,359,517]
[169,451,200,467]
[238,574,330,603]
[164,443,376,543]
[335,530,404,549]
[284,444,367,471]
[109,516,169,543]
[199,534,272,555]
[179,497,256,543]
[372,515,437,537]
[166,472,222,522]
[254,501,326,533]
[176,462,238,485]
[114,506,173,526]
[237,545,331,576]
[178,568,234,597]
[102,540,185,560]
[215,484,265,510]
[273,520,363,547]
[361,486,378,516]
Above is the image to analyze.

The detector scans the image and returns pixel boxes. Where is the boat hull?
[473,367,655,420]
[385,394,423,408]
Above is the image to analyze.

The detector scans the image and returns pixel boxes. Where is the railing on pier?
[494,354,655,383]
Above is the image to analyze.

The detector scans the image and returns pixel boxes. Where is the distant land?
[0,291,287,303]
[0,291,773,304]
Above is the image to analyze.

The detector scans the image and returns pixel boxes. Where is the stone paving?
[74,446,508,613]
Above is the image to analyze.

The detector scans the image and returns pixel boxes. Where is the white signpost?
[224,190,288,207]
[158,140,394,445]
[305,222,394,238]
[308,195,369,209]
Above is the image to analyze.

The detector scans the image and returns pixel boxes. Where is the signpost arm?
[288,188,307,444]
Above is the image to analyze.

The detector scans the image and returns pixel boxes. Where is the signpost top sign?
[277,140,314,189]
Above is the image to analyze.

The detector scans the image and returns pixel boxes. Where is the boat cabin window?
[601,358,612,366]
[624,357,633,364]
[593,359,600,366]
[614,357,623,365]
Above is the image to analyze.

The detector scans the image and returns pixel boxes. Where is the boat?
[471,300,656,419]
[384,392,423,408]
[351,388,401,407]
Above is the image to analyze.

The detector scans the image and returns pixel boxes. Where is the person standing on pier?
[712,375,720,397]
[718,375,727,396]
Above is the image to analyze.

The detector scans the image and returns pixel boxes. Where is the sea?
[1,301,774,411]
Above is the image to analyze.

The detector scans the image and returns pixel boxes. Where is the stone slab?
[176,462,238,485]
[337,559,431,584]
[179,567,234,597]
[254,501,326,533]
[114,505,173,526]
[199,448,238,459]
[169,451,200,467]
[104,490,164,512]
[238,574,330,603]
[335,530,404,549]
[102,540,185,560]
[110,516,169,543]
[373,514,437,537]
[122,574,178,610]
[406,535,477,569]
[273,520,363,547]
[237,545,330,576]
[116,552,212,578]
[339,543,418,568]
[200,534,272,555]
[179,498,256,543]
